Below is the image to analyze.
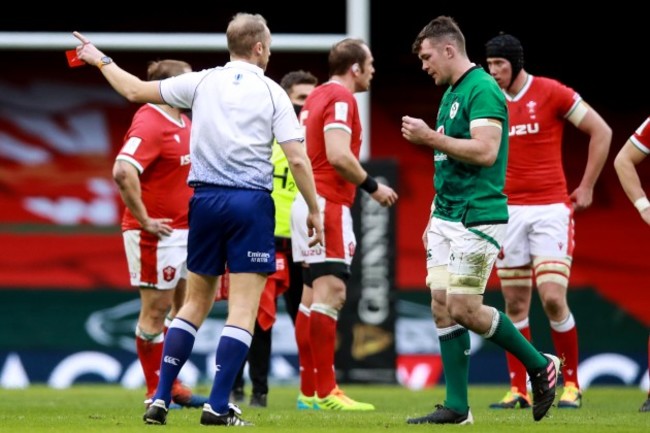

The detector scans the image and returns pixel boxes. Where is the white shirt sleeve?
[160,69,211,110]
[271,83,304,144]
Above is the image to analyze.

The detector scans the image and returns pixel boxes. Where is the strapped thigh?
[533,256,571,288]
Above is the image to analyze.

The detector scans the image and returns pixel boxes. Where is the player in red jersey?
[290,38,398,411]
[485,34,612,409]
[614,116,650,413]
[113,59,206,409]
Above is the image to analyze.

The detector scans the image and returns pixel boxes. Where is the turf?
[0,384,648,432]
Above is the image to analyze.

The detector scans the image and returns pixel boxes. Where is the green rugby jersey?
[432,66,509,226]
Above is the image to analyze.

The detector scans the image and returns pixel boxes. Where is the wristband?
[359,175,379,194]
[634,197,650,213]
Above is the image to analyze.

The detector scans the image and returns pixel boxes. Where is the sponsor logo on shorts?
[247,251,271,263]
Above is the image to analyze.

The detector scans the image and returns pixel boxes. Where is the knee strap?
[497,266,533,288]
[426,265,448,291]
[533,256,571,288]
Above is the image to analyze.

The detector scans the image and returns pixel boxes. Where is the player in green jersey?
[401,15,560,425]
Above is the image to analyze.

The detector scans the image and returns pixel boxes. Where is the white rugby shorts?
[291,194,355,265]
[426,217,506,292]
[496,203,574,268]
[123,229,188,289]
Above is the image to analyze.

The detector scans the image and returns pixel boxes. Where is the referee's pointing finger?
[72,31,90,45]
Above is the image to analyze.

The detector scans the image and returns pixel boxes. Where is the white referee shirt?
[160,60,304,191]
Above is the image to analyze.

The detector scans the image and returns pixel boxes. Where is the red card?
[65,49,85,68]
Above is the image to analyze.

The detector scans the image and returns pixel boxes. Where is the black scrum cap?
[486,33,524,83]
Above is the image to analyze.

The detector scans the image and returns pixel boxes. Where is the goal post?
[0,0,372,160]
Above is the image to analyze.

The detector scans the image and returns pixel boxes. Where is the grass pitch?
[0,384,648,432]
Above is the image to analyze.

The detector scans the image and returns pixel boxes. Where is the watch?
[97,56,113,69]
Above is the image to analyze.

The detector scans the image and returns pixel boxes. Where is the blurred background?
[0,2,648,392]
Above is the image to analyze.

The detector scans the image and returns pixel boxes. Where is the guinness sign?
[336,159,398,384]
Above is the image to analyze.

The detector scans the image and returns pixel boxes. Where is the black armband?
[359,175,379,194]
